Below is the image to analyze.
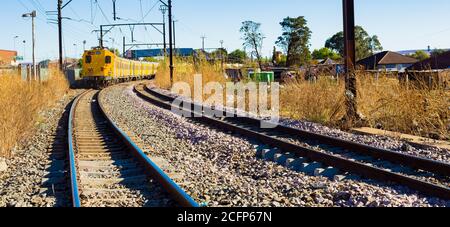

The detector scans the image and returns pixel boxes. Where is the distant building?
[126,48,196,59]
[357,51,418,72]
[408,50,450,70]
[405,50,450,89]
[397,48,449,57]
[0,49,18,66]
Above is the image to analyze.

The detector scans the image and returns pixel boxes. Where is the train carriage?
[81,47,158,88]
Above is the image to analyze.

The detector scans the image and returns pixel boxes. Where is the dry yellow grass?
[154,59,449,140]
[0,67,69,157]
[155,57,228,102]
[281,75,449,140]
[357,75,449,140]
[280,77,345,124]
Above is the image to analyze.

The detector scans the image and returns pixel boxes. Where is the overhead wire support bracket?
[99,23,164,48]
[62,0,73,9]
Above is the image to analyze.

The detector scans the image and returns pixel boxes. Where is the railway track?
[68,90,198,207]
[134,83,450,200]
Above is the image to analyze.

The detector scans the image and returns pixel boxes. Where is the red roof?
[357,51,418,69]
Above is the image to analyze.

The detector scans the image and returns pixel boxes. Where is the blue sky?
[2,0,450,62]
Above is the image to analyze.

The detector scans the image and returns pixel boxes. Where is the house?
[405,50,450,89]
[357,51,418,72]
[0,49,18,66]
[408,50,450,70]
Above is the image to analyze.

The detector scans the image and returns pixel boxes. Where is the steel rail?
[68,90,91,207]
[142,85,450,177]
[134,84,450,200]
[97,89,198,207]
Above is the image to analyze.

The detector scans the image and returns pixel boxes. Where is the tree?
[211,48,228,60]
[110,48,120,56]
[240,21,265,69]
[272,46,277,64]
[325,26,382,60]
[312,47,341,60]
[431,49,446,57]
[276,16,312,67]
[409,50,430,61]
[228,49,247,64]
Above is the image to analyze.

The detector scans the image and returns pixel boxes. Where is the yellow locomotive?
[81,47,158,88]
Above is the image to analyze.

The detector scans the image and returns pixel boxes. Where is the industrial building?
[0,49,18,66]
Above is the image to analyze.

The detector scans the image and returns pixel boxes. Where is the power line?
[95,0,111,24]
[18,0,31,11]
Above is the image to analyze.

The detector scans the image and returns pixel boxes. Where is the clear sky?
[2,0,450,62]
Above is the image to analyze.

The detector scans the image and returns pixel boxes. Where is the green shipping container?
[249,71,275,82]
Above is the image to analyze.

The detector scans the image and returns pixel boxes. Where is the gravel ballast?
[0,90,84,207]
[99,83,449,207]
[149,84,450,164]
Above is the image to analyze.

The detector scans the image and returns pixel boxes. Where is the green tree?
[431,49,446,57]
[240,21,265,69]
[409,50,430,61]
[312,47,341,60]
[211,48,228,60]
[272,46,277,64]
[228,49,247,64]
[110,48,120,56]
[276,16,312,67]
[325,26,383,60]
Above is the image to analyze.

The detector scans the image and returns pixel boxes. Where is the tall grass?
[280,78,345,124]
[155,57,228,102]
[357,75,449,140]
[154,59,449,140]
[0,68,69,157]
[281,75,449,140]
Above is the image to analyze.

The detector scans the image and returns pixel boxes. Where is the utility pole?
[173,20,177,51]
[220,40,224,73]
[58,0,63,70]
[113,0,117,21]
[201,36,206,51]
[110,37,115,50]
[23,11,37,81]
[13,36,19,52]
[343,0,358,124]
[73,43,78,58]
[168,0,174,86]
[160,5,167,55]
[123,36,126,57]
[23,40,26,61]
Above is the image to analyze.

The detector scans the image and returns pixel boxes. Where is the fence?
[0,65,54,82]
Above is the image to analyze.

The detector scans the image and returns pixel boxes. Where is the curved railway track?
[68,90,198,207]
[134,83,450,200]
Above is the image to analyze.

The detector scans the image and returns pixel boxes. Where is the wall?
[0,50,17,66]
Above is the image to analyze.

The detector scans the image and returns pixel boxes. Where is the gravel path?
[149,84,450,164]
[0,90,85,207]
[281,119,450,163]
[99,83,449,207]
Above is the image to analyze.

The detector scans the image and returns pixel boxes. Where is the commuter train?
[81,47,158,88]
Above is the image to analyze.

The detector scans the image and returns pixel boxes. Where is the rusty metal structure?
[343,0,358,122]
